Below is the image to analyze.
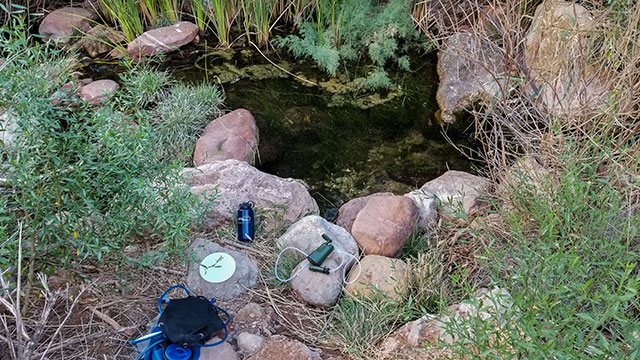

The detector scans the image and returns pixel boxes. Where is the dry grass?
[413,0,640,171]
[409,1,640,358]
[0,258,186,359]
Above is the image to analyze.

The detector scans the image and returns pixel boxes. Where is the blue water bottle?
[237,202,255,242]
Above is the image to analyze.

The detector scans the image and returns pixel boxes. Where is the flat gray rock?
[183,160,319,230]
[186,238,258,301]
[277,216,359,308]
[276,215,359,260]
[419,170,489,216]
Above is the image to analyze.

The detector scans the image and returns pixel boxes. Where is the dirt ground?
[1,218,339,359]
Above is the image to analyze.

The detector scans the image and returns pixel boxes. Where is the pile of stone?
[39,6,201,59]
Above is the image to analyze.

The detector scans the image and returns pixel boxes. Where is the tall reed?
[243,0,276,46]
[138,0,159,26]
[158,0,180,23]
[191,0,209,30]
[207,0,236,47]
[98,0,144,41]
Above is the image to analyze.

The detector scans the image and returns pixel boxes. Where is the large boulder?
[127,22,199,58]
[436,32,505,123]
[290,257,344,308]
[381,288,512,358]
[336,192,392,232]
[412,170,489,217]
[77,25,127,58]
[78,79,119,105]
[525,1,607,116]
[248,335,321,360]
[39,7,97,43]
[194,109,259,166]
[276,215,359,308]
[183,160,319,230]
[349,194,419,257]
[277,215,359,260]
[345,255,411,302]
[185,239,258,301]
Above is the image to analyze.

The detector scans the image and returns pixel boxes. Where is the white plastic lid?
[199,252,237,283]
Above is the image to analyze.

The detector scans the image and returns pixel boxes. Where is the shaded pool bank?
[167,48,481,219]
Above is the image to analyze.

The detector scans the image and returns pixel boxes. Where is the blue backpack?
[131,285,230,360]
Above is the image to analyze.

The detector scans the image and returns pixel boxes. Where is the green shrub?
[444,147,640,359]
[120,65,173,107]
[0,18,209,271]
[274,0,430,90]
[152,82,224,164]
[327,295,419,359]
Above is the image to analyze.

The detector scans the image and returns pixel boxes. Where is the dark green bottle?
[307,233,334,266]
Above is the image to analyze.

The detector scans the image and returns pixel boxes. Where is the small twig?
[24,274,61,358]
[91,308,134,336]
[0,291,31,342]
[38,278,98,360]
[32,325,139,358]
[127,258,187,276]
[218,238,271,258]
[148,265,186,276]
[16,222,26,356]
[248,41,318,87]
[0,315,17,359]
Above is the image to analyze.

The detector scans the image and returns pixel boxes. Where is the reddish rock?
[193,109,259,166]
[248,335,321,360]
[336,192,393,232]
[127,22,199,58]
[39,7,97,43]
[233,302,275,336]
[52,78,92,105]
[79,25,127,58]
[350,195,419,257]
[78,79,119,105]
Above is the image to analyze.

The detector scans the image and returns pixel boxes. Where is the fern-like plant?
[274,0,430,90]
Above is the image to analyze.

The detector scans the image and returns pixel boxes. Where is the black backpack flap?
[157,296,225,348]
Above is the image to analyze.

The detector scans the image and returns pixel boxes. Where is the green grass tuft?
[152,82,224,164]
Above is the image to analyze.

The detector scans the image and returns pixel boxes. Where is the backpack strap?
[158,285,191,313]
[200,297,230,348]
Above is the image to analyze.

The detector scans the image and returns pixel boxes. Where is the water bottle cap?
[164,344,193,360]
[239,201,254,209]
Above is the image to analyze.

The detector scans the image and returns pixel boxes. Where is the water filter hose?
[274,246,362,285]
